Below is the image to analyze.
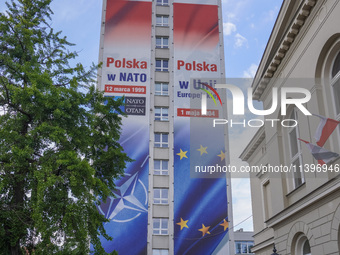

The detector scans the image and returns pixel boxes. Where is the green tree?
[0,0,129,254]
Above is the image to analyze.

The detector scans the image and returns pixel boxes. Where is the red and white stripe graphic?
[298,139,339,165]
[313,114,340,147]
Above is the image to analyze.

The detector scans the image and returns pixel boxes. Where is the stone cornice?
[239,126,265,162]
[253,0,317,100]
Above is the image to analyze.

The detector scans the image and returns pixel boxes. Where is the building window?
[294,234,311,255]
[288,109,304,188]
[153,189,168,204]
[156,59,169,72]
[154,160,168,175]
[235,241,254,254]
[155,133,168,147]
[156,0,169,6]
[338,225,340,254]
[262,179,272,220]
[156,15,169,27]
[153,249,169,255]
[155,83,169,96]
[302,240,311,255]
[331,51,340,115]
[153,218,168,235]
[155,107,169,121]
[156,37,169,49]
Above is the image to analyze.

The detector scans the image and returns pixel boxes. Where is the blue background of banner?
[174,120,229,254]
[96,124,149,255]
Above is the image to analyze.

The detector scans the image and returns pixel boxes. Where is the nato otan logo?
[97,156,149,223]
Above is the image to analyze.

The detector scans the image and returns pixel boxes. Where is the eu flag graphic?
[174,119,229,255]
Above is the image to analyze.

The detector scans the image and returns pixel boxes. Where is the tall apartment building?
[96,0,233,254]
[240,0,340,254]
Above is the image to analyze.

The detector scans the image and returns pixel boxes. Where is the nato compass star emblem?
[97,171,148,223]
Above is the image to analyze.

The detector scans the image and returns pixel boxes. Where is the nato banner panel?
[173,0,229,254]
[96,0,151,254]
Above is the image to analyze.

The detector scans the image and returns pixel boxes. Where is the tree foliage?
[0,0,129,254]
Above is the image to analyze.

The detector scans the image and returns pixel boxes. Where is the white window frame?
[156,15,169,27]
[154,159,169,175]
[235,241,254,254]
[156,0,169,6]
[155,82,169,96]
[155,59,169,72]
[153,218,168,235]
[155,107,169,121]
[153,188,168,204]
[156,37,169,49]
[154,133,168,148]
[287,109,304,188]
[261,178,272,222]
[324,42,340,148]
[302,240,312,255]
[153,249,169,255]
[295,235,311,255]
[330,51,340,118]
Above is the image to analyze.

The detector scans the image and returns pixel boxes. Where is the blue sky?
[221,0,283,231]
[223,0,283,78]
[1,0,283,232]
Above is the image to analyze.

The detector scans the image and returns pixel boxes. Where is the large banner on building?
[173,0,230,254]
[96,0,151,254]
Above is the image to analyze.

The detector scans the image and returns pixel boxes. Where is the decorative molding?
[330,203,340,241]
[285,221,314,255]
[251,237,274,253]
[253,0,317,100]
[239,127,266,162]
[266,177,340,228]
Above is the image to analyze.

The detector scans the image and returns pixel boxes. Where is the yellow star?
[220,219,229,231]
[176,218,189,230]
[198,224,211,237]
[217,151,225,161]
[177,149,188,160]
[197,145,208,156]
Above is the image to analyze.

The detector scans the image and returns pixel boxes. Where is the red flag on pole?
[298,138,339,165]
[313,114,340,147]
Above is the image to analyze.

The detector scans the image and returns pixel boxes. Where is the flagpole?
[223,83,235,255]
[227,168,235,254]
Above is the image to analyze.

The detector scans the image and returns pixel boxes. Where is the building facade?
[234,229,254,255]
[97,0,233,254]
[240,0,340,254]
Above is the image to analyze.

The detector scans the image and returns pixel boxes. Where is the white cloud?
[234,33,247,48]
[268,9,276,21]
[223,0,250,23]
[243,64,258,78]
[264,6,280,22]
[223,22,237,36]
[226,12,236,20]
